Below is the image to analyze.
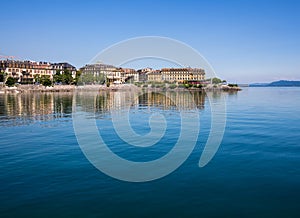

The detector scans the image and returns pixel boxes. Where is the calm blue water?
[0,88,300,217]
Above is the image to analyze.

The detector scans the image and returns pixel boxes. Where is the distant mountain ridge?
[250,80,300,87]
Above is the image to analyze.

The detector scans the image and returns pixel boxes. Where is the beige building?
[147,70,162,82]
[146,68,205,83]
[0,60,52,83]
[80,63,116,77]
[0,60,77,83]
[80,64,138,84]
[107,68,139,85]
[121,68,139,82]
[161,68,205,83]
[107,68,122,84]
[51,63,77,78]
[137,68,153,82]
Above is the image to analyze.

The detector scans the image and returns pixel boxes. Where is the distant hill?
[250,80,300,87]
[268,80,300,87]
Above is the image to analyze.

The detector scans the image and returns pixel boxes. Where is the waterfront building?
[146,68,205,83]
[121,68,139,83]
[1,59,205,85]
[0,60,52,83]
[0,60,77,83]
[51,62,77,78]
[106,68,123,84]
[146,70,162,82]
[138,68,153,82]
[80,63,138,84]
[161,68,205,83]
[80,63,117,84]
[79,63,116,77]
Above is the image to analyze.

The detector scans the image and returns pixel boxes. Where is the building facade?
[80,63,116,77]
[0,60,52,83]
[51,62,77,78]
[137,68,153,82]
[161,68,205,83]
[121,68,139,83]
[0,60,77,83]
[147,70,162,82]
[80,63,138,84]
[145,68,205,83]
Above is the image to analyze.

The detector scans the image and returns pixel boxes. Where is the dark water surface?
[0,88,299,217]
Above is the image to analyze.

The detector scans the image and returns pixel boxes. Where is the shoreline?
[0,84,241,94]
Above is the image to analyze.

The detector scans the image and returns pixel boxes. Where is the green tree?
[228,83,238,87]
[53,71,63,84]
[62,70,73,85]
[169,84,177,89]
[34,74,41,84]
[193,84,203,88]
[74,70,82,85]
[212,77,222,84]
[40,75,52,87]
[184,83,192,88]
[0,71,5,83]
[53,70,74,85]
[77,73,105,85]
[5,77,15,87]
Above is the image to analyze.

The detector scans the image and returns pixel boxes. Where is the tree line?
[1,70,84,87]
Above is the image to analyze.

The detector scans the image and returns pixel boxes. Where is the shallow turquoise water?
[0,88,300,217]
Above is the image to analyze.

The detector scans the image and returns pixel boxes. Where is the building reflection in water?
[139,91,205,110]
[0,91,207,126]
[75,90,206,114]
[0,93,73,126]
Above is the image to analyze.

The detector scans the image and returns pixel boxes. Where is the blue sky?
[1,0,299,83]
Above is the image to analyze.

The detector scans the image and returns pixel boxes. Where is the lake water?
[0,87,300,217]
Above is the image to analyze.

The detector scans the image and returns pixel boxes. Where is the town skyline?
[0,58,208,86]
